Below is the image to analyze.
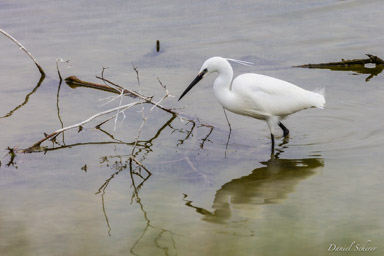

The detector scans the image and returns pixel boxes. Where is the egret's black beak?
[178,69,207,101]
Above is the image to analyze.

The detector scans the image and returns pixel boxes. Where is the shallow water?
[1,1,384,255]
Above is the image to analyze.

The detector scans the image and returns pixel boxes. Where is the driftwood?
[65,76,138,97]
[295,54,384,68]
[65,75,215,125]
[19,71,214,153]
[0,28,46,120]
[0,28,45,76]
[295,54,384,81]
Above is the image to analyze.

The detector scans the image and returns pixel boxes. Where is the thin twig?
[113,89,126,131]
[0,28,45,76]
[150,78,174,111]
[56,58,71,83]
[21,101,141,152]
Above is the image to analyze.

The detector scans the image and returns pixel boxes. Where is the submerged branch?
[295,54,384,68]
[0,28,45,76]
[65,76,138,97]
[295,54,384,82]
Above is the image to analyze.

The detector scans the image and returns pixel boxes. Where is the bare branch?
[66,76,138,97]
[21,101,141,152]
[295,54,384,68]
[0,28,45,76]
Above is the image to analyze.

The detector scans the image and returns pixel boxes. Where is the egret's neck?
[213,61,234,104]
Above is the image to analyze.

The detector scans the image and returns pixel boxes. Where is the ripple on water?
[288,103,384,156]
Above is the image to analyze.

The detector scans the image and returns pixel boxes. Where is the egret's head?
[178,57,226,101]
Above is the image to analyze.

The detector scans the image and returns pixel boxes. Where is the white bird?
[178,57,325,152]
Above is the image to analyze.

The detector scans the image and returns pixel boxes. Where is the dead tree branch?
[295,54,384,82]
[20,101,142,153]
[20,65,215,154]
[0,28,45,76]
[66,75,214,127]
[295,54,384,68]
[65,76,138,97]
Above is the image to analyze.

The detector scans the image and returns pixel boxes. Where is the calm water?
[1,1,384,255]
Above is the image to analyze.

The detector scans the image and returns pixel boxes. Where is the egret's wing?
[232,74,325,117]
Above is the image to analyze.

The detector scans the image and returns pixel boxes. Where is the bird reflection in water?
[184,155,324,224]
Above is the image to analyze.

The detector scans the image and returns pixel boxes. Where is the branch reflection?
[184,156,324,224]
[88,108,214,255]
[309,64,383,82]
[96,154,176,255]
[1,75,45,119]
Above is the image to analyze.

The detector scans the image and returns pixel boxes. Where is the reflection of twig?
[199,125,214,149]
[56,77,66,145]
[130,184,177,256]
[177,121,196,146]
[95,153,153,237]
[96,156,127,236]
[100,187,112,236]
[28,140,133,153]
[130,156,151,176]
[132,63,140,85]
[56,59,62,82]
[6,147,18,168]
[1,75,45,119]
[0,28,45,76]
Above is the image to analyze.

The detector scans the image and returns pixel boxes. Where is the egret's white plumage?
[179,57,325,151]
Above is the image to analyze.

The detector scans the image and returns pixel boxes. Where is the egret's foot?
[278,122,290,137]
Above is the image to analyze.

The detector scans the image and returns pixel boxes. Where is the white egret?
[178,57,325,152]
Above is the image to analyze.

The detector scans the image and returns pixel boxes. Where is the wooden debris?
[295,54,384,68]
[295,54,384,82]
[65,76,138,97]
[0,28,45,76]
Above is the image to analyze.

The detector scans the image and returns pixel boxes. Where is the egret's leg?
[278,122,289,137]
[223,108,232,156]
[266,118,276,153]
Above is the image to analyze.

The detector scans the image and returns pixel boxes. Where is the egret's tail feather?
[312,89,326,109]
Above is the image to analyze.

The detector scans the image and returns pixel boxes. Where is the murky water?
[1,1,384,255]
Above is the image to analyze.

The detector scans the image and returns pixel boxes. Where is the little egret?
[178,57,325,152]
